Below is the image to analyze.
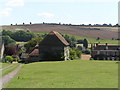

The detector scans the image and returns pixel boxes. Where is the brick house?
[39,31,70,61]
[91,43,120,61]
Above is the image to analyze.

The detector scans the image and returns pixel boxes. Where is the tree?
[2,35,16,46]
[96,37,100,40]
[11,30,35,42]
[24,37,43,53]
[83,39,88,49]
[2,30,13,37]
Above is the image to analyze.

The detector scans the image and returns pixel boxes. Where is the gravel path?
[0,64,23,89]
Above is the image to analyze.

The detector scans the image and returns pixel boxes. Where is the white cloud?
[0,8,12,17]
[37,12,54,18]
[6,0,24,7]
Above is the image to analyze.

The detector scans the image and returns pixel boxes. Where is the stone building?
[91,43,120,61]
[39,31,70,61]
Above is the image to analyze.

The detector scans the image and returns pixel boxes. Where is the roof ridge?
[49,31,69,46]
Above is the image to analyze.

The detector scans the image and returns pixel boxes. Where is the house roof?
[94,44,120,50]
[29,44,39,56]
[39,31,69,46]
[29,49,39,56]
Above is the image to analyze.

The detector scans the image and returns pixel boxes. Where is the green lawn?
[6,60,118,88]
[0,63,11,69]
[1,63,20,76]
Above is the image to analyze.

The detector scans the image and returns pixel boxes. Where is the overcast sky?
[0,0,119,25]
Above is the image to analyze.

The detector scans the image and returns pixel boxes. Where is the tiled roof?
[94,45,120,50]
[29,49,39,56]
[49,31,69,46]
[40,31,69,46]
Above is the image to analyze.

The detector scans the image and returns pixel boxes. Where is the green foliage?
[2,30,13,37]
[82,49,90,54]
[2,30,35,42]
[12,55,20,62]
[69,48,82,60]
[24,37,43,53]
[62,34,77,47]
[83,38,88,49]
[11,30,35,42]
[77,46,83,50]
[5,56,14,63]
[90,57,94,60]
[2,35,16,46]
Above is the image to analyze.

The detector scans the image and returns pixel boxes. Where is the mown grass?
[0,63,20,76]
[6,60,118,88]
[0,63,11,69]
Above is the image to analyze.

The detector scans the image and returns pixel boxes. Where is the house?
[28,44,39,62]
[39,31,70,61]
[91,43,120,61]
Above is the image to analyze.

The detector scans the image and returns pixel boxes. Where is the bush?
[5,56,14,63]
[90,57,94,60]
[69,48,82,60]
[24,37,43,53]
[69,48,77,60]
[12,55,20,62]
[82,49,90,54]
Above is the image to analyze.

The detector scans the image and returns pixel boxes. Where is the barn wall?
[39,46,66,60]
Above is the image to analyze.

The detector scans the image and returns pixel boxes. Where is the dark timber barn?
[39,31,70,61]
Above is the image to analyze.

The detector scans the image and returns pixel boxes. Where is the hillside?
[1,24,119,40]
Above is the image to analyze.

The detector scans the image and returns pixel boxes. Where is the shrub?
[12,55,20,62]
[5,56,14,63]
[82,49,90,54]
[90,57,94,60]
[69,48,77,60]
[69,48,82,60]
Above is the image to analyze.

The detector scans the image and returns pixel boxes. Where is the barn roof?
[29,49,39,56]
[40,31,69,46]
[29,44,39,56]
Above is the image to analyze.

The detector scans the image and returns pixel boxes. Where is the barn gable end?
[39,31,69,61]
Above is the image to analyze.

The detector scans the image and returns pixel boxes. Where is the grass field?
[0,63,20,77]
[0,63,11,69]
[67,34,118,44]
[6,60,118,88]
[1,63,20,76]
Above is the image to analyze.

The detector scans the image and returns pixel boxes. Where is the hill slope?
[1,24,118,40]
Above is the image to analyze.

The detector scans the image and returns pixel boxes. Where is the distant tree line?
[11,22,120,27]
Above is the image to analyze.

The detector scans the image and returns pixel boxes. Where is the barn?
[39,31,70,61]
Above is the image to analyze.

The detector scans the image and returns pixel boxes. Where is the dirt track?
[0,64,22,88]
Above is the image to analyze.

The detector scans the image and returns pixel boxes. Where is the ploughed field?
[6,60,118,88]
[1,24,119,40]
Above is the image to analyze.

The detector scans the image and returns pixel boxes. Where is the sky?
[0,0,119,25]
